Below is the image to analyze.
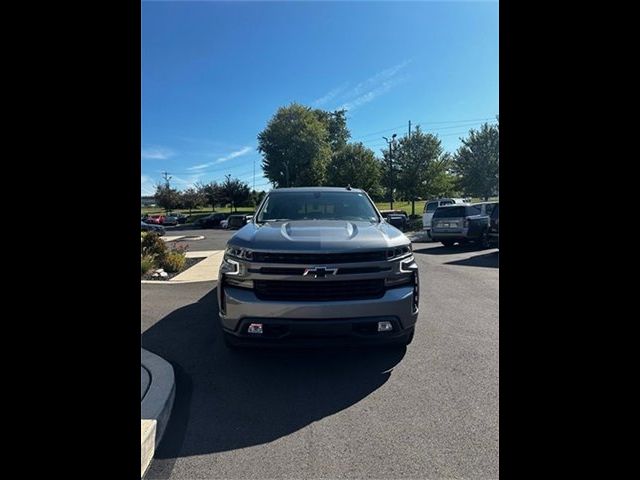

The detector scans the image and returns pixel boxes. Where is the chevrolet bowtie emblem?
[303,267,338,278]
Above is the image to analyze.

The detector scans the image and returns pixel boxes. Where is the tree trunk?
[412,199,415,217]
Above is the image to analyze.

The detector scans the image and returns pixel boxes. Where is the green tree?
[326,142,382,196]
[452,122,499,200]
[180,187,204,215]
[154,184,179,214]
[221,175,251,212]
[313,108,350,151]
[258,103,347,187]
[198,181,225,212]
[395,127,459,216]
[250,190,267,207]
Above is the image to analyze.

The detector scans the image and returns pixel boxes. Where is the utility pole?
[253,157,256,191]
[383,134,397,210]
[162,171,171,188]
[408,120,411,138]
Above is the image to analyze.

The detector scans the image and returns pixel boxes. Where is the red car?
[145,214,165,225]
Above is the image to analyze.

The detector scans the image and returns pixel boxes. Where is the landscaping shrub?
[141,232,167,259]
[141,255,155,275]
[159,251,186,273]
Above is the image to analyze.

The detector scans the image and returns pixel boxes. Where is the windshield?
[433,206,466,218]
[256,191,380,223]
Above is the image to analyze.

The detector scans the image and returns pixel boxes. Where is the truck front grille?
[254,279,385,301]
[251,251,387,264]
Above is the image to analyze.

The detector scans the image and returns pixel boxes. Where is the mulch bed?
[141,256,206,281]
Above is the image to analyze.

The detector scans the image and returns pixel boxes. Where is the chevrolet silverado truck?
[218,187,419,348]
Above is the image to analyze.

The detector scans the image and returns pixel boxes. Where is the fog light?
[377,321,393,332]
[247,323,263,334]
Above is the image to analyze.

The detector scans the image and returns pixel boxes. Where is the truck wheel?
[479,231,490,249]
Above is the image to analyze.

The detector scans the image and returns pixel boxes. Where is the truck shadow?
[445,251,499,268]
[141,287,406,471]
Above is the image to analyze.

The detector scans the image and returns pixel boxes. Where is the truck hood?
[228,220,409,252]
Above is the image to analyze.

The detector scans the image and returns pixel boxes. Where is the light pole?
[383,133,397,209]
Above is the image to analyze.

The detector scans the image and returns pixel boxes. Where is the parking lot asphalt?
[163,227,235,252]
[141,241,499,480]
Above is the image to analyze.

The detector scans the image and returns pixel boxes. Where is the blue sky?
[141,1,498,195]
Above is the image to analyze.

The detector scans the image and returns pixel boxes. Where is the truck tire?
[479,231,490,249]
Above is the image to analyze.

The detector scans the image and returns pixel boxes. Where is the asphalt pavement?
[141,241,499,480]
[163,227,235,252]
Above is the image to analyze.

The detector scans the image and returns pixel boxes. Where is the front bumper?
[219,284,418,343]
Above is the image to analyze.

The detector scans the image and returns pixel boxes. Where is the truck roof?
[269,186,365,193]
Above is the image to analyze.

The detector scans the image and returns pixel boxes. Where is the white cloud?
[317,59,412,113]
[141,147,174,160]
[141,175,156,196]
[188,146,253,171]
[312,83,349,106]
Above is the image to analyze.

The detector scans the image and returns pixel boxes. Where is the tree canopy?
[326,142,382,195]
[257,103,350,187]
[452,122,499,200]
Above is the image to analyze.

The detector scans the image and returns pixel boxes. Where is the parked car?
[194,212,228,228]
[145,214,164,225]
[430,204,491,247]
[488,203,499,247]
[227,214,253,229]
[218,186,418,349]
[422,198,467,234]
[163,214,178,226]
[470,201,499,217]
[168,212,189,224]
[141,221,165,236]
[379,210,408,231]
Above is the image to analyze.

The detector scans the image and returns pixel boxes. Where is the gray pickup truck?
[430,204,491,247]
[217,186,419,348]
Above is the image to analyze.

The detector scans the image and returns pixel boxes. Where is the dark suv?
[195,213,228,228]
[218,187,419,348]
[488,203,499,247]
[227,214,253,229]
[430,204,490,247]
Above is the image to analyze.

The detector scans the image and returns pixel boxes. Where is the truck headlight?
[386,244,412,260]
[225,246,253,260]
[220,256,240,276]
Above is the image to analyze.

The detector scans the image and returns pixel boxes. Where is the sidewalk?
[170,250,224,282]
[141,348,175,478]
[141,250,224,284]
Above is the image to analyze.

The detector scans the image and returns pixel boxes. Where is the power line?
[350,116,496,141]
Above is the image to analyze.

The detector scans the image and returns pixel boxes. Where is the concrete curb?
[160,235,186,242]
[141,348,176,479]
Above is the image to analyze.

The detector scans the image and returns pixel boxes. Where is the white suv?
[423,198,467,234]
